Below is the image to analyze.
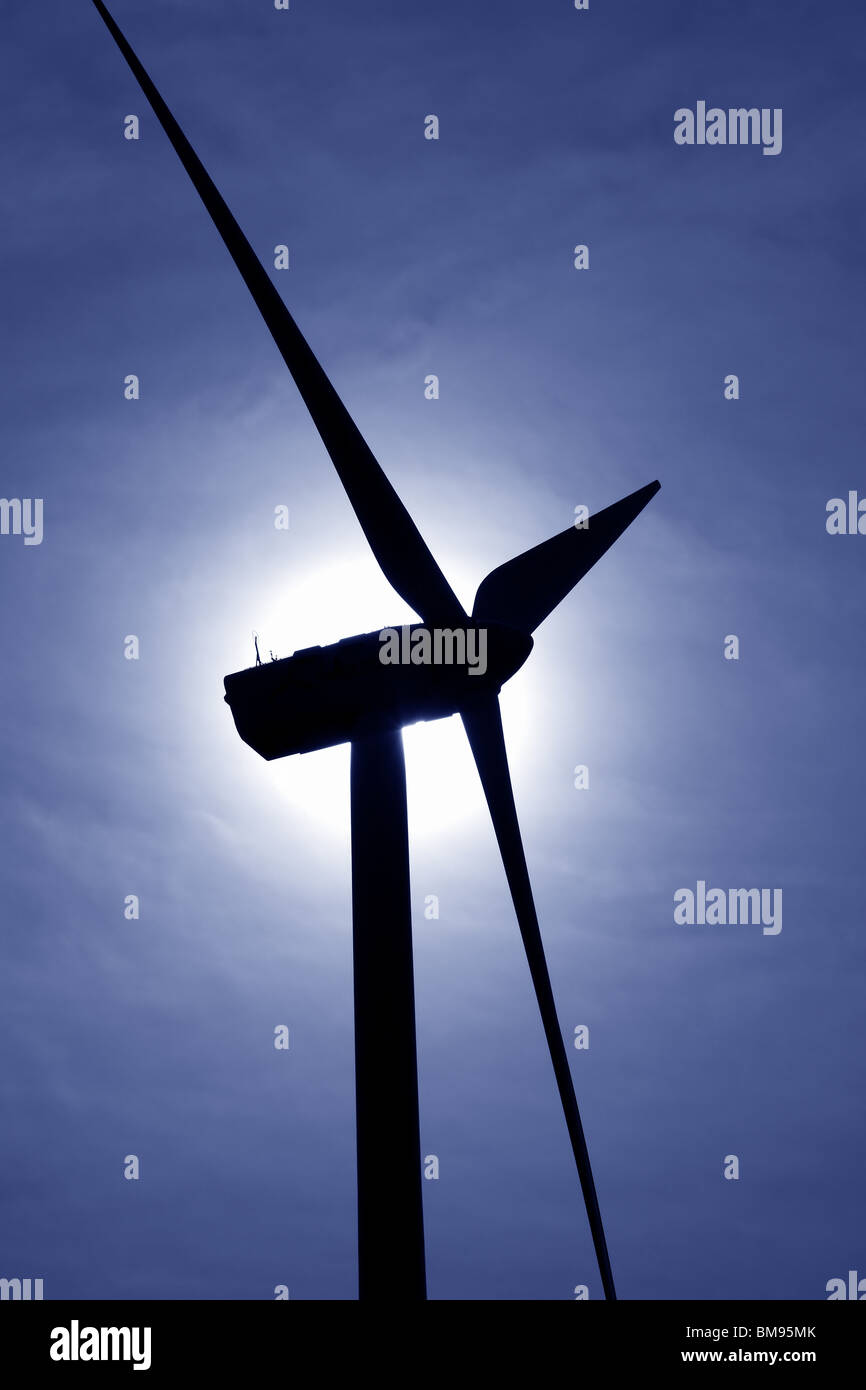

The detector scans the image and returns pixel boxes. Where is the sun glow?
[242,550,534,843]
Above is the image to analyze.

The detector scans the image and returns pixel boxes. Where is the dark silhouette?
[93,0,659,1301]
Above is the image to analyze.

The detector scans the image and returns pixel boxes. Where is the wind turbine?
[92,0,660,1302]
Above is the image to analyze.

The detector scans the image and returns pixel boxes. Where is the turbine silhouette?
[93,0,660,1302]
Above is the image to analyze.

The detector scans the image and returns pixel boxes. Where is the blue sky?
[1,0,864,1299]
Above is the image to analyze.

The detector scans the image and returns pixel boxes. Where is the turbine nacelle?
[224,621,533,759]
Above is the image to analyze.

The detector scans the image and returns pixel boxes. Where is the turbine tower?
[92,0,659,1302]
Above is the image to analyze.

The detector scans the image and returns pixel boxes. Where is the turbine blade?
[472,480,660,633]
[461,695,617,1300]
[91,0,465,626]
